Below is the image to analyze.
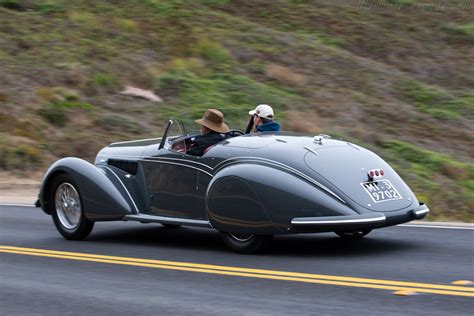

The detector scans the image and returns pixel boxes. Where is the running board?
[123,214,212,228]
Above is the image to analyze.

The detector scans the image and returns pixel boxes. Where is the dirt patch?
[0,171,41,204]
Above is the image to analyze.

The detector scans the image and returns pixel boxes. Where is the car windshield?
[162,119,186,150]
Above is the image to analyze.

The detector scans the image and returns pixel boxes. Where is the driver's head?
[195,109,230,135]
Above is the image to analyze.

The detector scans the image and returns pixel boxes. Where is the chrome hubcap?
[229,233,254,242]
[55,183,81,230]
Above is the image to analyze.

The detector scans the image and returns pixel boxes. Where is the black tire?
[162,223,181,229]
[335,229,372,239]
[50,174,94,240]
[220,232,273,254]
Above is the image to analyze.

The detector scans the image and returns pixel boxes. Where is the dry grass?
[283,110,320,133]
[265,64,306,87]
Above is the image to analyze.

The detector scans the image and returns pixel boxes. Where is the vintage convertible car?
[37,118,429,253]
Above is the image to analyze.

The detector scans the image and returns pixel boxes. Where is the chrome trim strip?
[346,142,361,151]
[139,160,213,177]
[145,157,214,170]
[415,207,429,215]
[124,214,211,227]
[103,166,139,214]
[110,137,162,146]
[291,215,386,225]
[217,157,345,204]
[303,146,318,156]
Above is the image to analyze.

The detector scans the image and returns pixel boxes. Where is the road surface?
[1,205,473,315]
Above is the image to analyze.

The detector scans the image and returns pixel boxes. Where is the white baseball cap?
[248,104,274,119]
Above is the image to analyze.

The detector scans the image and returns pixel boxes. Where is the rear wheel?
[51,174,94,240]
[335,229,372,239]
[220,232,273,254]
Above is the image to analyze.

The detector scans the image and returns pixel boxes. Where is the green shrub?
[315,31,345,48]
[93,73,119,89]
[386,0,415,4]
[0,0,22,10]
[69,11,100,25]
[194,38,231,65]
[381,140,473,184]
[0,138,43,170]
[95,114,143,134]
[143,0,182,15]
[38,100,94,126]
[198,0,229,5]
[441,23,474,40]
[398,80,473,120]
[114,18,138,32]
[34,1,66,14]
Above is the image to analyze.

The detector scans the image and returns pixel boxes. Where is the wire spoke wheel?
[55,183,82,230]
[51,174,94,240]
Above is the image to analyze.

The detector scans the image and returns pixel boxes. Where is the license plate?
[361,179,402,203]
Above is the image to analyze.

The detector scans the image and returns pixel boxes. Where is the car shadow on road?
[87,222,418,258]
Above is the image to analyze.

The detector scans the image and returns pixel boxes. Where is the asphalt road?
[1,205,473,315]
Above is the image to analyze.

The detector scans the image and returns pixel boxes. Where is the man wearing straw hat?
[187,109,230,156]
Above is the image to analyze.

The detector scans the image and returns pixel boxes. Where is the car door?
[140,120,206,220]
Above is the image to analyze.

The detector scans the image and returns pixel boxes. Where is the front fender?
[206,163,357,234]
[39,157,133,221]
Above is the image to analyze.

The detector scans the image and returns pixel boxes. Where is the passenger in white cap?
[248,104,280,132]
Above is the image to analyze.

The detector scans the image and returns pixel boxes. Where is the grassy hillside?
[0,0,472,221]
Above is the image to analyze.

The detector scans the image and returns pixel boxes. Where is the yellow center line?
[1,246,473,297]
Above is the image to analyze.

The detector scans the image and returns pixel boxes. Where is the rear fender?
[206,163,357,234]
[39,158,134,220]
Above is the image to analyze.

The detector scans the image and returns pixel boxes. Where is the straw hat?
[195,109,229,133]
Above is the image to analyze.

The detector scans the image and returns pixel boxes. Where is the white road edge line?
[0,203,36,208]
[1,203,473,230]
[398,224,474,230]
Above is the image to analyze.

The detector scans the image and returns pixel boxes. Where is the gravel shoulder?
[0,172,41,204]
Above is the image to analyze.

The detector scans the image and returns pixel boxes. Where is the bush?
[0,0,22,10]
[0,137,43,170]
[113,18,138,32]
[194,38,231,65]
[34,1,66,14]
[398,80,473,120]
[441,23,474,40]
[93,73,119,89]
[37,95,95,127]
[95,114,143,134]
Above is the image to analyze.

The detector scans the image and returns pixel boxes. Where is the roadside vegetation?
[0,0,472,221]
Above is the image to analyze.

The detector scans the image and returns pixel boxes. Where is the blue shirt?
[256,121,280,132]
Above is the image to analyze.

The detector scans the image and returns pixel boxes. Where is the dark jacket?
[256,121,280,132]
[187,131,225,156]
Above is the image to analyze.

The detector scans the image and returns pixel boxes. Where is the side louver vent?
[107,159,138,175]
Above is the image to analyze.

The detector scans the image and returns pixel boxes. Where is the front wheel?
[220,232,273,254]
[335,229,372,239]
[51,174,94,240]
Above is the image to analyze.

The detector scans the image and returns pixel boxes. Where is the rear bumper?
[291,203,429,233]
